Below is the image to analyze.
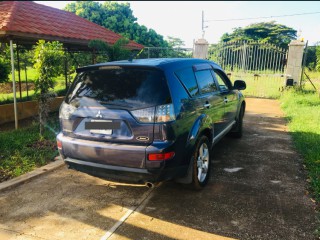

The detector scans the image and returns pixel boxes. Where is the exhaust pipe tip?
[145,182,155,188]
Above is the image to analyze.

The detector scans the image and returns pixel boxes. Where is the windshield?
[65,67,172,110]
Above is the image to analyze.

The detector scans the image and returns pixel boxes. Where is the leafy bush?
[316,45,320,71]
[0,59,10,83]
[0,112,59,182]
[33,40,64,136]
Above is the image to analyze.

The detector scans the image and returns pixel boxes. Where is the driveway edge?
[0,157,65,192]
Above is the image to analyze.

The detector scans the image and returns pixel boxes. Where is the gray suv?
[56,58,246,189]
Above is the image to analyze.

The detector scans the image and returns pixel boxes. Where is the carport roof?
[0,1,144,50]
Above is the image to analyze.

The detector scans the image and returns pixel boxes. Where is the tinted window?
[194,70,217,94]
[213,70,231,91]
[66,67,171,109]
[175,67,199,97]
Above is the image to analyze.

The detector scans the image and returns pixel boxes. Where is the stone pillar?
[193,38,209,59]
[285,40,305,85]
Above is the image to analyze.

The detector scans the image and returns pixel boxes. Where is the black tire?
[191,135,211,190]
[231,105,244,138]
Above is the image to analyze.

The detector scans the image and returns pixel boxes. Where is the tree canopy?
[64,1,169,47]
[220,21,297,49]
[167,36,185,48]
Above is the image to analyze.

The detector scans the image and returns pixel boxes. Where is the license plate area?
[85,120,120,135]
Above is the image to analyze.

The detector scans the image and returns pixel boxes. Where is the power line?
[205,11,320,22]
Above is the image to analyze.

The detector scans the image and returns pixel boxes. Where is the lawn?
[0,84,66,105]
[0,112,60,182]
[280,89,320,202]
[0,67,72,105]
[224,70,287,99]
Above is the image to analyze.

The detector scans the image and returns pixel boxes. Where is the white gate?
[208,41,288,98]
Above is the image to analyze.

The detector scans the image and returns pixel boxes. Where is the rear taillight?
[57,140,62,149]
[148,152,175,161]
[131,104,175,123]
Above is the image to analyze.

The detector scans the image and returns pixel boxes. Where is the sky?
[35,1,320,47]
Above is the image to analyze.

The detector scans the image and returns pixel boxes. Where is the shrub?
[0,59,10,83]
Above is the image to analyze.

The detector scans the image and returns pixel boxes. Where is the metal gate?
[208,41,288,98]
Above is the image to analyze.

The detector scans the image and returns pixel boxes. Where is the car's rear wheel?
[191,135,211,190]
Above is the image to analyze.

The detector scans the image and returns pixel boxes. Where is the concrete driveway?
[0,98,317,240]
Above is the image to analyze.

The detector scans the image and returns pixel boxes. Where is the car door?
[193,64,226,136]
[212,69,238,129]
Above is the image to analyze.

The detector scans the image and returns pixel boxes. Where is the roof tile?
[0,1,143,50]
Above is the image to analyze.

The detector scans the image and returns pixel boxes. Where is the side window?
[213,70,231,92]
[175,67,199,97]
[194,70,218,94]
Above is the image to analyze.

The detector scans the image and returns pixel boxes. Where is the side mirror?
[234,80,246,90]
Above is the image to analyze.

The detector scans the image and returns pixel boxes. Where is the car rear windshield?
[65,67,172,110]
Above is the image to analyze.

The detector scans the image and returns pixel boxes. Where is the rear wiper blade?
[98,101,133,109]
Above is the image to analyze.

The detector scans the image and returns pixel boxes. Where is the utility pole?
[202,10,208,38]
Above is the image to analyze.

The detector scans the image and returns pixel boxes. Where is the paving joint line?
[100,184,160,240]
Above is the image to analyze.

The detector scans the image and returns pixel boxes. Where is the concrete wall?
[0,97,64,125]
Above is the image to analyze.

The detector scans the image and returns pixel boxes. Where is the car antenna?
[128,48,144,62]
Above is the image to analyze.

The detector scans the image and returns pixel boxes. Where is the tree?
[164,36,192,58]
[88,38,131,63]
[316,45,320,71]
[65,1,168,47]
[305,46,317,71]
[0,59,10,83]
[167,36,185,48]
[33,40,64,136]
[0,43,11,83]
[220,21,297,49]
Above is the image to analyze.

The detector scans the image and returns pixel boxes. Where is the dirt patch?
[27,139,57,151]
[0,82,35,94]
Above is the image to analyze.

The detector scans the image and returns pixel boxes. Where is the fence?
[208,41,288,98]
[138,43,290,99]
[2,42,292,103]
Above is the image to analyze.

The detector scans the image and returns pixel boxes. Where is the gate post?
[193,38,209,59]
[285,40,305,85]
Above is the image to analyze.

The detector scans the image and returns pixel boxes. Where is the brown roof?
[0,1,144,50]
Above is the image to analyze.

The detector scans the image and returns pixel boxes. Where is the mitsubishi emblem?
[96,110,103,118]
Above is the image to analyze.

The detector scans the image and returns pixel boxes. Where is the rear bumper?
[64,157,186,183]
[57,133,187,183]
[65,157,158,183]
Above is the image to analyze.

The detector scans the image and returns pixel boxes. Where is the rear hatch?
[59,65,173,168]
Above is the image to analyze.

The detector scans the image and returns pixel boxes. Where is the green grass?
[280,89,320,202]
[9,67,66,83]
[228,70,286,99]
[302,69,320,92]
[0,67,70,105]
[0,113,60,182]
[227,70,320,99]
[0,85,67,105]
